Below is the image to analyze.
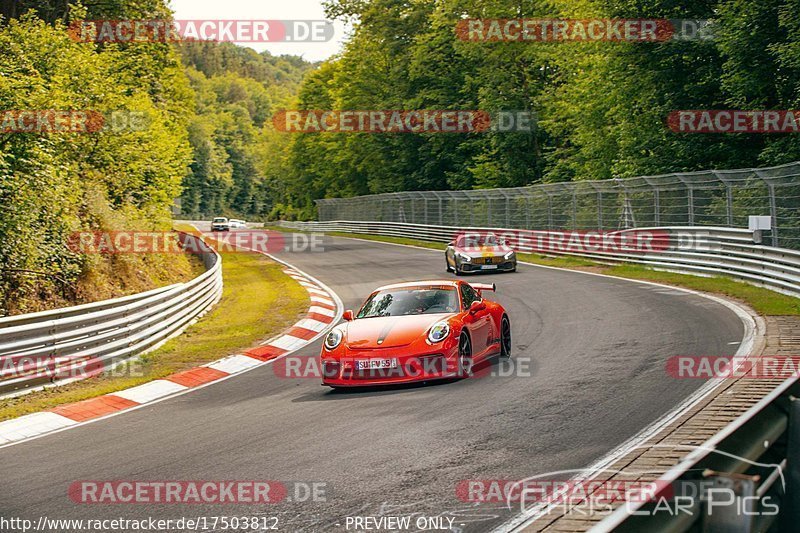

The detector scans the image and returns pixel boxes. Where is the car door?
[460,283,491,356]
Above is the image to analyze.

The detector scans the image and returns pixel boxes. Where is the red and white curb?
[0,264,341,448]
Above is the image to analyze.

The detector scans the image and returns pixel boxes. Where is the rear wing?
[470,283,496,295]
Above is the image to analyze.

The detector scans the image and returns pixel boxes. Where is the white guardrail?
[278,220,800,298]
[0,232,223,398]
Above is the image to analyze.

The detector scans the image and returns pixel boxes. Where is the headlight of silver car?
[457,253,472,263]
[428,321,451,343]
[504,250,515,260]
[324,328,344,350]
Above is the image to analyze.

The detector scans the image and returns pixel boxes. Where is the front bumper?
[459,259,516,272]
[321,342,462,387]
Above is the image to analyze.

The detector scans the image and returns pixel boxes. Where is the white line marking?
[269,335,309,351]
[306,288,329,297]
[293,318,329,332]
[308,306,335,317]
[112,380,187,404]
[207,354,262,374]
[0,412,76,443]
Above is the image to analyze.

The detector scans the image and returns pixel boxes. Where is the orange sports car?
[320,280,511,387]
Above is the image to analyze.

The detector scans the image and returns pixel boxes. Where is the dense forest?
[268,0,800,218]
[177,41,314,219]
[3,0,800,312]
[0,1,310,313]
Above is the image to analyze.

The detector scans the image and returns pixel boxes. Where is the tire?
[454,261,463,276]
[446,256,453,272]
[500,316,512,358]
[458,332,473,376]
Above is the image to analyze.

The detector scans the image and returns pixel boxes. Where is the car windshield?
[357,287,459,318]
[212,218,226,223]
[455,234,507,249]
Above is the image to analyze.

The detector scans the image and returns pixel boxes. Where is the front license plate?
[355,358,398,370]
[481,264,498,270]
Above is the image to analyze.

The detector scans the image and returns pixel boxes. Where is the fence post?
[768,183,779,247]
[726,183,734,226]
[526,194,531,229]
[571,190,578,229]
[597,191,603,229]
[654,189,660,226]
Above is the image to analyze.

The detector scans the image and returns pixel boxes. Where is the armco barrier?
[0,232,223,398]
[588,376,800,533]
[313,160,800,249]
[277,220,800,298]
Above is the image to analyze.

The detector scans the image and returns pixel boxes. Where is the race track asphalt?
[0,233,744,532]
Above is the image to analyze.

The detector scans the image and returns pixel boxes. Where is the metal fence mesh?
[316,161,800,249]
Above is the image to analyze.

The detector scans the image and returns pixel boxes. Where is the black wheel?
[454,261,463,276]
[458,333,473,376]
[500,316,512,358]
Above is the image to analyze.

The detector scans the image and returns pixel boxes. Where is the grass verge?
[273,228,800,317]
[0,231,308,422]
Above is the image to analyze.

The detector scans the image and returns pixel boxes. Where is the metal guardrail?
[0,232,223,398]
[312,160,800,249]
[277,220,800,298]
[279,219,800,532]
[591,377,800,533]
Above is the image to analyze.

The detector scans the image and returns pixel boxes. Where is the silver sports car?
[445,234,517,275]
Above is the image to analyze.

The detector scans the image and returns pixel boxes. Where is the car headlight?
[324,329,343,350]
[428,321,451,343]
[504,250,515,260]
[457,253,472,263]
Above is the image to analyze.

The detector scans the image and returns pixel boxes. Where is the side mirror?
[447,242,455,247]
[342,310,354,321]
[469,300,486,314]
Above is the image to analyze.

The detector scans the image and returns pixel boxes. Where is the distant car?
[320,280,511,388]
[211,217,229,231]
[228,219,246,229]
[445,233,516,275]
